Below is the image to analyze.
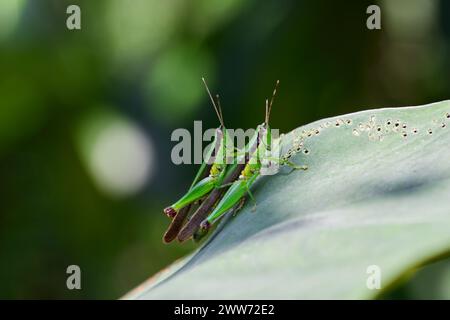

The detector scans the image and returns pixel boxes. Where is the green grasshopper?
[176,82,282,241]
[165,80,306,242]
[163,78,233,221]
[176,118,259,242]
[165,78,256,243]
[199,92,308,231]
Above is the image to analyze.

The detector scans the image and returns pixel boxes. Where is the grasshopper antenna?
[215,94,224,125]
[267,80,280,125]
[202,77,224,128]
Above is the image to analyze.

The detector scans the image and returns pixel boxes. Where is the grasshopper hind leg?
[163,204,192,243]
[199,195,248,231]
[194,200,243,242]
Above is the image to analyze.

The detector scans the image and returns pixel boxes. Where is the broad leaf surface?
[126,101,450,299]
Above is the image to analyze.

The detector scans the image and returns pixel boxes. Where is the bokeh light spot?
[77,109,155,198]
[0,0,26,41]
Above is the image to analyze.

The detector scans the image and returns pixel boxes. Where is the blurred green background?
[0,0,449,299]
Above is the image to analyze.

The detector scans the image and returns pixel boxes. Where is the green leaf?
[126,101,450,299]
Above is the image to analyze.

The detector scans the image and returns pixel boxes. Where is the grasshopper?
[165,80,307,242]
[163,78,232,220]
[199,91,308,231]
[176,132,255,242]
[163,79,241,243]
[178,81,283,241]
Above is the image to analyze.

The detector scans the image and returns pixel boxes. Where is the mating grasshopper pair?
[163,79,307,243]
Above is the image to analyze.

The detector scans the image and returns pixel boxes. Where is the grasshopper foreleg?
[282,160,308,172]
